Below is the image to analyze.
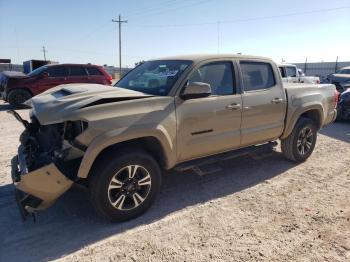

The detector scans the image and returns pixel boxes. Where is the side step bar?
[174,141,277,176]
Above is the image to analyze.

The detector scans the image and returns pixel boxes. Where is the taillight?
[334,91,339,108]
[107,74,112,85]
[316,79,320,84]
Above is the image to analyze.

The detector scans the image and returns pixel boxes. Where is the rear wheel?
[89,149,161,222]
[281,117,317,162]
[8,89,32,106]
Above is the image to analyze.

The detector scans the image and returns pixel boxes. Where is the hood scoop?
[81,96,152,108]
[52,87,87,98]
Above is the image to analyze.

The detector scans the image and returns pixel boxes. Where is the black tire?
[89,148,161,222]
[8,89,32,106]
[281,117,317,162]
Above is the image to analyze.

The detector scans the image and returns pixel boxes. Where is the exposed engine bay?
[8,110,87,218]
[9,110,86,176]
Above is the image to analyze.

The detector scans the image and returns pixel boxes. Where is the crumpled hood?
[26,83,154,124]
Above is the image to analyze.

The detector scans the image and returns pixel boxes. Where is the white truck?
[278,63,320,84]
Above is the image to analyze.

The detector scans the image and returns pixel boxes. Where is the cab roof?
[152,54,273,63]
[46,63,100,67]
[278,63,297,67]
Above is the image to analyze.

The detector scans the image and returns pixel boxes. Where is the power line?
[128,0,214,18]
[41,46,47,61]
[126,0,180,17]
[112,15,127,77]
[128,6,350,28]
[74,21,111,42]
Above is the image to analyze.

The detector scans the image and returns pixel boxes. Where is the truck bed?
[282,83,337,139]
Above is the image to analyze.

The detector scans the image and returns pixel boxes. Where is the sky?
[0,0,349,68]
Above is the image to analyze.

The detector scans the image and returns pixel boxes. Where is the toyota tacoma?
[9,54,338,222]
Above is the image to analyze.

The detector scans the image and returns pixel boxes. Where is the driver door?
[175,61,242,162]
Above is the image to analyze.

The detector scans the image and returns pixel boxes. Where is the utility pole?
[41,46,47,61]
[335,56,338,72]
[112,15,127,78]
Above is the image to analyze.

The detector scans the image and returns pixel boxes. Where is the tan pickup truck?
[10,54,338,222]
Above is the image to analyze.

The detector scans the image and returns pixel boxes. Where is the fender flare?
[76,126,175,178]
[281,104,324,139]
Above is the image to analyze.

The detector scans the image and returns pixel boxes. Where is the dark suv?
[327,66,350,93]
[0,64,112,105]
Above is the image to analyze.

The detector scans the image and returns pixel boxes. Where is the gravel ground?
[0,101,349,262]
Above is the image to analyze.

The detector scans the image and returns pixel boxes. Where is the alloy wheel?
[296,127,314,155]
[107,165,152,211]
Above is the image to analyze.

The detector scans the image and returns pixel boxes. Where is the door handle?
[226,103,242,110]
[271,98,283,104]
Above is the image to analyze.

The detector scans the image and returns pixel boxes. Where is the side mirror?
[180,82,211,100]
[41,72,49,78]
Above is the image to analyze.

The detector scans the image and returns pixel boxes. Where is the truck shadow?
[0,151,296,261]
[319,121,350,143]
[0,102,29,112]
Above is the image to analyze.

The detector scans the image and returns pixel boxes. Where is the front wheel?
[281,117,317,162]
[89,149,161,222]
[8,89,32,106]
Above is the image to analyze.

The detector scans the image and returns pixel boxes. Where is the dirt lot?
[0,101,349,262]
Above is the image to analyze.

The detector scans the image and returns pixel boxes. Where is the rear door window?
[86,67,103,76]
[68,66,88,76]
[240,61,276,91]
[46,66,67,77]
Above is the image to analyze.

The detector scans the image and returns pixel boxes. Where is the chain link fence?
[293,61,350,81]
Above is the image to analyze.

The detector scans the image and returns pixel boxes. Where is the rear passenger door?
[67,66,89,84]
[239,61,286,146]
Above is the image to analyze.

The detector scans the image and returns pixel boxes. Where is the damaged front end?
[9,110,87,219]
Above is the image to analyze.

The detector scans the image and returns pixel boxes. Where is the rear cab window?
[278,66,286,78]
[240,61,276,92]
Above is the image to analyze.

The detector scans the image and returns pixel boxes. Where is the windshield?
[116,60,192,96]
[27,65,48,77]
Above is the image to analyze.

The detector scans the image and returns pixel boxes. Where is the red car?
[0,63,112,105]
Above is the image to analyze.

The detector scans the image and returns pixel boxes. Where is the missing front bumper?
[11,150,73,216]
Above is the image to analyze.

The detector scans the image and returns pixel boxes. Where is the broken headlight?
[64,121,88,140]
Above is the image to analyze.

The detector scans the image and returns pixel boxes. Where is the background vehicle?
[23,59,51,74]
[10,54,337,222]
[337,88,350,120]
[278,63,320,84]
[327,66,350,93]
[0,63,112,105]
